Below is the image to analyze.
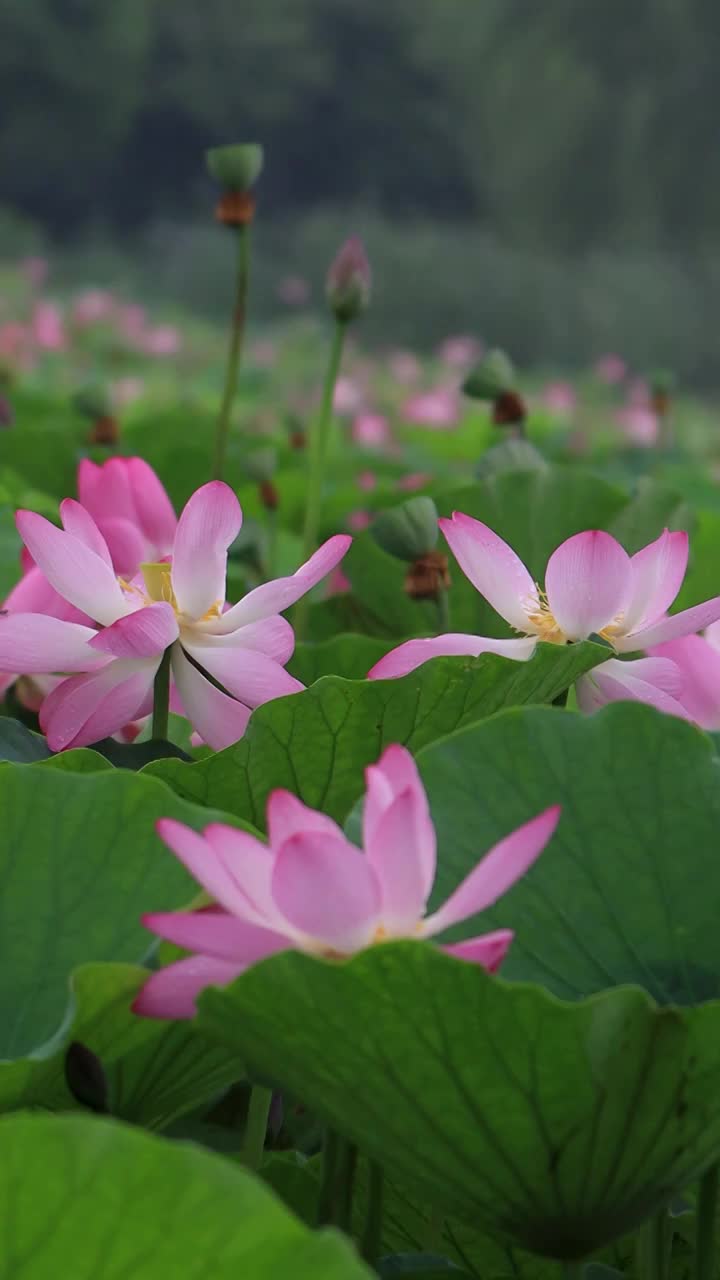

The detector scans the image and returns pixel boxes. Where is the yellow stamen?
[139,562,177,609]
[523,587,566,645]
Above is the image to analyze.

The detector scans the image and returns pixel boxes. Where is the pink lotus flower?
[648,622,720,729]
[71,290,116,328]
[397,471,432,492]
[437,335,483,369]
[369,516,720,692]
[141,326,182,357]
[133,743,560,1018]
[574,655,691,720]
[348,510,371,532]
[78,457,177,575]
[333,376,365,415]
[0,483,350,751]
[615,406,658,448]
[357,470,377,492]
[351,412,389,447]
[594,354,627,385]
[402,388,459,429]
[110,376,145,408]
[387,350,422,385]
[32,302,65,351]
[541,381,577,416]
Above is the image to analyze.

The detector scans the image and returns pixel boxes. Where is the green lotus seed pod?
[371,496,439,562]
[462,348,516,401]
[206,144,264,192]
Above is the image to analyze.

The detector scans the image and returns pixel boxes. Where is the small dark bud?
[0,394,14,427]
[326,237,371,323]
[404,550,451,601]
[259,479,279,511]
[65,1041,109,1113]
[88,415,120,447]
[371,496,439,563]
[463,348,515,401]
[492,390,527,427]
[206,143,264,193]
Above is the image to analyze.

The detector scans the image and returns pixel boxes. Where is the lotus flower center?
[524,590,566,645]
[134,562,223,623]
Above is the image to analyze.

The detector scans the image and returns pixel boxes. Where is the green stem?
[317,1129,340,1226]
[295,319,347,639]
[361,1161,384,1264]
[637,1210,671,1280]
[151,647,172,741]
[266,507,278,579]
[334,1139,358,1233]
[434,588,449,635]
[240,1084,272,1171]
[696,1163,719,1280]
[213,223,251,481]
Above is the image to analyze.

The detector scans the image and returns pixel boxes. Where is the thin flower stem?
[213,223,251,481]
[295,318,347,639]
[334,1140,358,1233]
[637,1210,671,1280]
[361,1160,384,1264]
[266,507,278,579]
[151,647,172,741]
[434,589,449,635]
[317,1129,340,1225]
[240,1084,272,1171]
[696,1163,719,1280]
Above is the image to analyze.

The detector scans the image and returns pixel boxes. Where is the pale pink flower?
[402,388,459,429]
[616,406,658,447]
[277,276,311,306]
[387,350,422,385]
[71,290,116,328]
[115,304,147,342]
[77,457,177,574]
[594,354,627,385]
[648,621,720,729]
[357,470,377,492]
[541,381,577,416]
[574,656,691,720]
[22,257,49,289]
[333,376,364,415]
[351,412,389,447]
[32,302,65,351]
[437,335,483,368]
[0,483,350,751]
[133,743,560,1018]
[141,326,182,357]
[368,515,720,710]
[397,471,432,492]
[348,510,371,532]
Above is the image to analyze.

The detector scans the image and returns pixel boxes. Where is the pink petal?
[60,499,114,568]
[364,786,436,933]
[94,517,146,577]
[211,535,351,632]
[203,823,281,925]
[424,806,561,937]
[618,596,720,651]
[648,636,720,729]
[621,530,688,634]
[157,818,260,917]
[575,656,692,721]
[272,831,381,951]
[171,646,251,750]
[142,910,289,962]
[126,457,177,555]
[226,616,295,664]
[442,929,514,972]
[78,457,135,524]
[545,531,632,641]
[88,603,178,658]
[3,565,89,624]
[182,640,303,709]
[438,513,537,631]
[0,615,105,673]
[16,510,129,626]
[132,955,244,1020]
[266,790,344,849]
[363,743,427,851]
[170,482,242,620]
[368,634,537,680]
[39,659,158,750]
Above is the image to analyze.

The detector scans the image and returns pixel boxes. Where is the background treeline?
[3,0,720,375]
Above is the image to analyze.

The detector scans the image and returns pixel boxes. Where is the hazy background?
[2,0,719,377]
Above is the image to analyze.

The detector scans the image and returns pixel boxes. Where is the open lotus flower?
[574,655,692,720]
[78,457,177,574]
[369,516,720,684]
[134,743,560,1019]
[648,622,720,729]
[0,482,350,751]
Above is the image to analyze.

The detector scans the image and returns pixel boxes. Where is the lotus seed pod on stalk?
[326,236,372,323]
[206,143,264,227]
[462,348,516,402]
[372,497,450,607]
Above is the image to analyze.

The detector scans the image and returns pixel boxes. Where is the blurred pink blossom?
[397,471,432,492]
[615,406,658,447]
[388,350,422,384]
[71,290,117,327]
[594,354,627,385]
[0,322,33,369]
[541,381,577,416]
[32,302,65,351]
[333,376,364,415]
[116,303,147,342]
[437,335,483,368]
[328,566,351,596]
[277,275,311,306]
[357,470,377,492]
[141,326,182,357]
[21,257,49,289]
[348,510,371,531]
[351,412,389,447]
[110,377,146,408]
[402,387,459,428]
[628,378,651,407]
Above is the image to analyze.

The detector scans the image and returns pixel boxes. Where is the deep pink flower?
[402,388,459,428]
[615,406,658,448]
[594,354,627,385]
[648,622,720,729]
[369,515,720,679]
[133,743,560,1018]
[78,457,177,574]
[0,483,350,751]
[351,412,389,446]
[31,302,65,351]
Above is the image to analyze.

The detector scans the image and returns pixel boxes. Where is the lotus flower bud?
[462,348,515,401]
[64,1041,109,1114]
[326,237,371,323]
[207,143,263,226]
[371,496,438,563]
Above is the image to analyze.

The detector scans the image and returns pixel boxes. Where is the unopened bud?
[206,144,264,192]
[463,348,515,401]
[259,479,279,511]
[244,448,277,484]
[404,550,451,601]
[371,496,439,563]
[492,390,527,427]
[326,237,371,323]
[64,1041,109,1113]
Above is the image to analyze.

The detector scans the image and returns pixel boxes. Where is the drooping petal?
[266,790,345,849]
[170,481,242,620]
[648,636,720,729]
[618,596,720,651]
[156,818,261,917]
[126,457,177,555]
[132,955,245,1019]
[575,657,692,721]
[423,806,561,937]
[364,786,436,933]
[88,602,178,658]
[16,510,129,626]
[0,615,104,674]
[94,517,146,577]
[39,658,158,750]
[621,530,688,634]
[182,639,303,709]
[368,634,537,680]
[438,513,538,631]
[203,824,281,926]
[60,499,114,569]
[442,929,514,972]
[142,910,289,962]
[210,535,351,632]
[171,646,251,750]
[272,831,381,951]
[545,531,632,641]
